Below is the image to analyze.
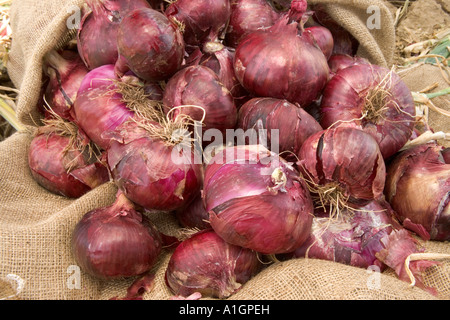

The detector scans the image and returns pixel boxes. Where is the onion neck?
[44,50,70,75]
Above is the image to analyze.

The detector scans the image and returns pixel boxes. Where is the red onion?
[443,148,450,164]
[43,50,88,120]
[296,126,386,213]
[327,54,370,78]
[115,7,185,82]
[77,0,151,70]
[203,144,314,254]
[176,193,210,230]
[234,0,329,108]
[237,97,322,161]
[106,117,203,211]
[72,190,162,279]
[225,0,280,48]
[163,65,237,136]
[291,199,439,294]
[384,143,450,241]
[165,0,231,47]
[319,64,415,159]
[77,64,118,95]
[303,25,334,60]
[28,120,109,198]
[165,229,261,298]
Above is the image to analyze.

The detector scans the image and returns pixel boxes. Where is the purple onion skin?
[225,0,280,48]
[72,192,162,279]
[237,97,323,161]
[72,84,134,150]
[303,26,334,60]
[77,64,118,95]
[176,193,210,230]
[319,64,415,159]
[385,143,450,241]
[292,200,399,270]
[43,50,88,121]
[165,0,232,47]
[297,126,386,202]
[204,145,314,254]
[77,0,151,70]
[234,14,330,108]
[107,119,203,212]
[165,229,261,298]
[28,132,107,198]
[115,7,185,82]
[327,54,370,78]
[163,65,237,135]
[443,148,450,164]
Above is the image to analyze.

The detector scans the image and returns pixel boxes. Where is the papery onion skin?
[72,83,134,150]
[165,229,261,298]
[43,50,88,121]
[319,64,415,159]
[165,0,231,47]
[204,145,314,254]
[384,143,450,241]
[107,119,203,211]
[163,65,237,135]
[77,0,151,70]
[237,97,322,160]
[28,129,108,198]
[225,0,280,48]
[77,64,118,95]
[176,193,210,230]
[233,9,330,108]
[72,191,162,279]
[297,126,386,202]
[115,7,185,81]
[303,26,334,60]
[327,54,369,78]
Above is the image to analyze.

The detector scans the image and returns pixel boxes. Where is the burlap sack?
[1,0,448,300]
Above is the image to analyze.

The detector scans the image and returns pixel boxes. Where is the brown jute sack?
[1,0,448,300]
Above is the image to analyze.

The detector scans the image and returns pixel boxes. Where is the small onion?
[115,7,185,81]
[165,229,261,298]
[297,126,386,209]
[163,65,237,135]
[28,121,109,198]
[234,0,330,108]
[327,54,370,78]
[176,193,210,230]
[303,25,334,60]
[384,143,450,241]
[204,144,314,254]
[165,0,232,47]
[72,190,162,279]
[225,0,280,48]
[77,0,151,69]
[43,50,88,120]
[77,64,118,95]
[237,97,323,161]
[319,64,415,159]
[106,118,203,211]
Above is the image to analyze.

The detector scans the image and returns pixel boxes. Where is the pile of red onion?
[23,0,449,299]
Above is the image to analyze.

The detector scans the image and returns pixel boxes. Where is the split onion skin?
[203,145,314,254]
[385,143,450,241]
[165,229,261,299]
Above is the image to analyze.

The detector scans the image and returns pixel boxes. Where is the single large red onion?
[384,143,450,241]
[77,0,151,70]
[165,0,231,47]
[115,7,185,81]
[43,50,88,120]
[28,121,109,198]
[72,190,163,279]
[319,64,415,159]
[237,97,322,161]
[163,65,237,136]
[291,199,439,294]
[203,144,314,254]
[165,229,261,298]
[297,126,386,209]
[234,0,329,108]
[225,0,280,48]
[106,118,203,211]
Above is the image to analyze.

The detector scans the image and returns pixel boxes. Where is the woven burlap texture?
[1,0,448,300]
